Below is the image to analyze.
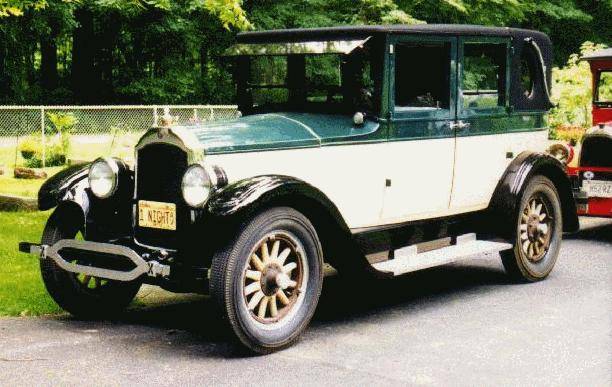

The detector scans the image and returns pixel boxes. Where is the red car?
[566,48,612,217]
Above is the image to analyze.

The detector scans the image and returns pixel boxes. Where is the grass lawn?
[0,167,63,197]
[0,210,62,316]
[0,134,137,198]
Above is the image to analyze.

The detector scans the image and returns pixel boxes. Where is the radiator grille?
[580,135,612,168]
[134,143,188,248]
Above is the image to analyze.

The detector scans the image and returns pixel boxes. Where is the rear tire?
[501,176,563,282]
[40,208,141,319]
[210,207,324,354]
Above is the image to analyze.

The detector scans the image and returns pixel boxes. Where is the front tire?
[210,207,324,354]
[501,176,563,282]
[40,208,141,319]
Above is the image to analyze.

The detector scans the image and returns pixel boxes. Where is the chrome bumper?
[19,240,170,282]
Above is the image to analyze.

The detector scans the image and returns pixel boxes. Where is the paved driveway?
[1,220,610,386]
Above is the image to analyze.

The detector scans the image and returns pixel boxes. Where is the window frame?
[458,37,511,118]
[389,35,457,122]
[594,70,612,105]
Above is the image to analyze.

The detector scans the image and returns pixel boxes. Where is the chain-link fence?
[0,105,238,171]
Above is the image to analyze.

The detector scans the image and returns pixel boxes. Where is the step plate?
[372,238,512,276]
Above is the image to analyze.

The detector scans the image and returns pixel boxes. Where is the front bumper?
[19,240,171,282]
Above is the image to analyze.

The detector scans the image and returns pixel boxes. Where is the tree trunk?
[0,31,6,99]
[72,8,96,103]
[96,12,120,102]
[41,36,59,92]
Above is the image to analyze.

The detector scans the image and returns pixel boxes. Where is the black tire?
[40,208,141,319]
[501,176,563,282]
[210,207,324,354]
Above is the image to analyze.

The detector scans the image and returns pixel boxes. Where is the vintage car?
[19,25,579,354]
[565,48,612,217]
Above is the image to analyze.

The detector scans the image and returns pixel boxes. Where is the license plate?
[582,180,612,198]
[138,201,176,230]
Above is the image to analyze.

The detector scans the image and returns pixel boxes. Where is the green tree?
[549,41,609,130]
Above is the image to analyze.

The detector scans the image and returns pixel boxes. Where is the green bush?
[549,41,609,133]
[18,136,42,160]
[17,113,76,168]
[23,140,67,168]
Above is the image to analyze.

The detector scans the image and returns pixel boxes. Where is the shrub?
[549,41,608,132]
[23,139,67,168]
[18,136,42,160]
[552,125,586,145]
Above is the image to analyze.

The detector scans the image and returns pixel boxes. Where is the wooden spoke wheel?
[519,195,554,262]
[210,207,323,354]
[501,176,563,282]
[243,232,307,324]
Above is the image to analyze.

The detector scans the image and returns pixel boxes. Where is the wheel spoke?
[285,279,297,289]
[533,242,540,256]
[283,262,297,274]
[251,253,265,271]
[277,290,290,305]
[535,203,542,216]
[538,236,547,246]
[519,224,528,231]
[269,295,278,317]
[258,296,269,318]
[245,270,261,281]
[244,281,261,296]
[270,240,280,262]
[277,248,291,265]
[248,290,265,310]
[522,240,530,254]
[261,242,270,263]
[520,232,528,241]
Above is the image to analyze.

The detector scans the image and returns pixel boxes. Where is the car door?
[380,35,457,224]
[450,37,514,211]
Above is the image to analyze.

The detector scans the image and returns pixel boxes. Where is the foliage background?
[0,0,610,129]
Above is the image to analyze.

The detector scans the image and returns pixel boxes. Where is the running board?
[372,233,512,276]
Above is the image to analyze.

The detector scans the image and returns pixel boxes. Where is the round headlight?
[88,158,119,199]
[181,164,212,208]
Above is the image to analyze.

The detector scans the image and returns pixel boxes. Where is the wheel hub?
[261,264,282,296]
[526,215,540,241]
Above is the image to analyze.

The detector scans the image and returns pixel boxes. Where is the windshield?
[232,43,381,117]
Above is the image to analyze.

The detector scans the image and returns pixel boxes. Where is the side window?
[596,71,612,103]
[461,43,507,110]
[395,41,451,110]
[250,56,288,106]
[305,55,342,103]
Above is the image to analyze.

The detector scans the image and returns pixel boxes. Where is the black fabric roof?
[237,24,548,43]
[583,48,612,61]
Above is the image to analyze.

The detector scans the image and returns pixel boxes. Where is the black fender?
[38,163,90,211]
[488,151,579,240]
[200,175,374,277]
[38,160,134,241]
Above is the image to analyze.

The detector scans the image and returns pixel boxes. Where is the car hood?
[175,112,379,154]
